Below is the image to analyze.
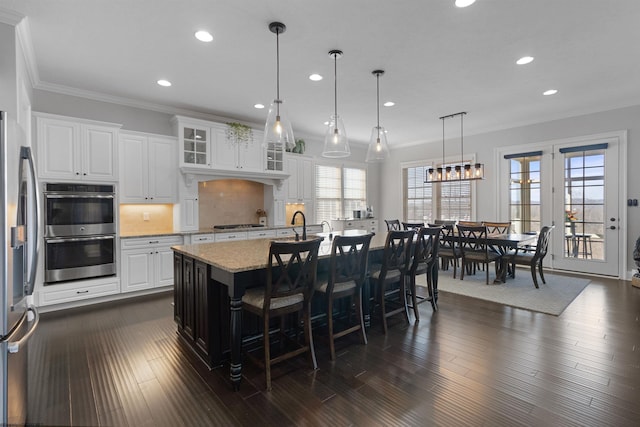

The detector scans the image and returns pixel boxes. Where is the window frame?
[314,161,367,223]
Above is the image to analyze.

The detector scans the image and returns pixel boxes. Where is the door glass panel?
[563,149,605,260]
[508,154,541,234]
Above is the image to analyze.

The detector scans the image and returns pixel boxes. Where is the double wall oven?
[43,183,116,284]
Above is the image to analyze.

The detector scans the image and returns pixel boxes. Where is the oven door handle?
[46,235,115,243]
[44,194,115,199]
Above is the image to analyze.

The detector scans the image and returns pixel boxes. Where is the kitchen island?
[172,230,389,390]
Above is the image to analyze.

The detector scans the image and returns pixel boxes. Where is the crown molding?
[0,7,24,25]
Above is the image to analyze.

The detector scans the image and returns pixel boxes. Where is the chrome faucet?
[321,220,333,239]
[291,210,306,240]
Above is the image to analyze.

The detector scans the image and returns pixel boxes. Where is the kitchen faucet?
[320,220,333,239]
[291,210,306,240]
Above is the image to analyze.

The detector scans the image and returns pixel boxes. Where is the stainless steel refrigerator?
[0,110,40,425]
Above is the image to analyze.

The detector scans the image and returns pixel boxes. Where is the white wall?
[381,105,640,276]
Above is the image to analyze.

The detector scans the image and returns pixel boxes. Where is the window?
[403,162,471,223]
[315,165,366,223]
[507,152,541,233]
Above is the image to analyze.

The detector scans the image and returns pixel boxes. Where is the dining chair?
[402,221,425,230]
[458,220,483,227]
[315,233,373,360]
[369,230,415,334]
[241,237,323,391]
[433,219,456,226]
[456,225,502,284]
[483,221,511,234]
[505,225,554,288]
[435,224,461,278]
[384,219,401,231]
[406,226,440,319]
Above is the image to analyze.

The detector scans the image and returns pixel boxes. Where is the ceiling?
[3,0,640,147]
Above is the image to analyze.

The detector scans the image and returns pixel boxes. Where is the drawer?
[215,232,247,241]
[191,233,216,244]
[306,225,323,234]
[246,229,276,240]
[39,280,120,306]
[276,228,296,237]
[122,235,183,249]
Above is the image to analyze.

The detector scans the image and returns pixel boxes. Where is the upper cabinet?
[119,131,177,203]
[285,154,314,202]
[171,116,286,178]
[35,113,120,182]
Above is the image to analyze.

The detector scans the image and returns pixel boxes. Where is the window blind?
[315,165,367,223]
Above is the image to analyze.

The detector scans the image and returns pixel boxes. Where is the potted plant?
[225,122,253,148]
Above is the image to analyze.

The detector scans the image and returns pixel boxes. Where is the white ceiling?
[3,0,640,147]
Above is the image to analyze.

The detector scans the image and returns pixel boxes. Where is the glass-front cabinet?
[265,142,284,172]
[182,126,209,167]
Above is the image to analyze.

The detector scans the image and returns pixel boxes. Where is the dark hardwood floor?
[28,274,640,426]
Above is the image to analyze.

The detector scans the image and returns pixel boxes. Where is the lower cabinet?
[174,253,227,367]
[37,276,120,306]
[121,235,184,293]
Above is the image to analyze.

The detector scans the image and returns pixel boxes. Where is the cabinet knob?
[83,173,87,176]
[75,172,80,175]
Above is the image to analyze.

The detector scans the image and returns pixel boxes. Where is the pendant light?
[425,111,484,183]
[322,49,350,158]
[365,70,390,162]
[263,22,295,152]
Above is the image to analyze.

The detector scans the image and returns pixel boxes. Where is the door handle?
[7,305,40,354]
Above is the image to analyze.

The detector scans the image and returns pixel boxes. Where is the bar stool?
[406,226,440,319]
[314,233,373,360]
[574,234,593,258]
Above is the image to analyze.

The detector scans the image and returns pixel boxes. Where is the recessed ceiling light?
[383,101,395,107]
[543,89,558,96]
[455,0,476,7]
[516,56,534,65]
[309,74,323,81]
[254,103,265,109]
[157,79,172,87]
[195,30,213,42]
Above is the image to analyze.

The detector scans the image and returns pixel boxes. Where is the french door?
[551,137,620,276]
[500,132,624,277]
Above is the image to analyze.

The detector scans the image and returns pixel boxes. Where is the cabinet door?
[212,127,237,169]
[119,134,148,203]
[273,199,286,227]
[174,253,183,326]
[286,157,299,200]
[182,257,195,341]
[180,197,199,230]
[148,136,177,203]
[194,261,210,357]
[156,246,177,287]
[238,140,263,171]
[83,125,118,180]
[300,158,314,200]
[121,249,154,293]
[181,124,210,167]
[37,117,80,179]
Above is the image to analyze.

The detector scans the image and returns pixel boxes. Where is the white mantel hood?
[180,166,289,188]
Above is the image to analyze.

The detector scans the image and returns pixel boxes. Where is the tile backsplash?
[120,204,174,234]
[198,179,265,228]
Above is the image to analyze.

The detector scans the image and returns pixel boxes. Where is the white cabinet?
[121,235,184,293]
[120,131,177,203]
[285,154,314,202]
[37,276,120,307]
[276,228,297,238]
[190,233,215,244]
[36,113,120,181]
[331,219,378,233]
[212,125,263,171]
[172,117,211,168]
[246,229,276,240]
[215,231,247,242]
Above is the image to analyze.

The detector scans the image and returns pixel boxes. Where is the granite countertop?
[172,230,385,273]
[120,224,324,239]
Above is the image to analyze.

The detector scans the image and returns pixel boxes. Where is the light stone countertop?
[120,224,324,239]
[172,230,385,274]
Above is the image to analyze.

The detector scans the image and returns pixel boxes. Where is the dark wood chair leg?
[429,265,438,311]
[538,260,546,284]
[355,291,367,345]
[531,264,539,288]
[264,316,272,391]
[327,295,336,360]
[379,286,388,334]
[304,304,317,370]
[400,276,410,324]
[485,264,490,285]
[410,276,420,321]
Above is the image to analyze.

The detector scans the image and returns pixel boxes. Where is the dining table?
[171,229,396,391]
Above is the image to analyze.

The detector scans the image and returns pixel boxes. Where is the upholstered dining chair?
[385,219,401,231]
[434,224,461,278]
[315,233,373,360]
[369,230,415,334]
[406,226,441,319]
[456,225,502,284]
[241,237,322,390]
[504,225,554,288]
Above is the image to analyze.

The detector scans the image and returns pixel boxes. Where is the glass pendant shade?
[263,99,295,151]
[322,114,350,158]
[365,126,390,162]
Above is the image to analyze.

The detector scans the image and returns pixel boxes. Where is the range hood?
[180,166,289,188]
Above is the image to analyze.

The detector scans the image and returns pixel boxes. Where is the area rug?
[416,268,591,316]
